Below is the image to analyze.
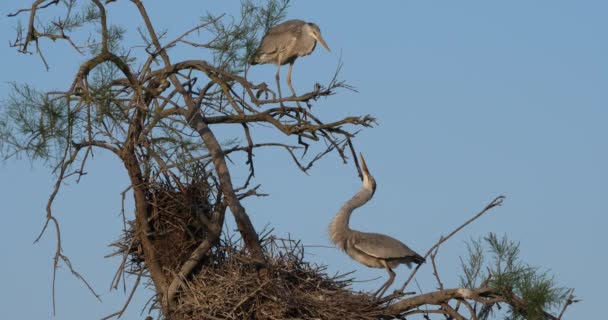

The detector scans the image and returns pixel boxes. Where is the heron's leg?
[286,62,303,113]
[374,263,396,298]
[275,62,285,111]
[373,281,388,298]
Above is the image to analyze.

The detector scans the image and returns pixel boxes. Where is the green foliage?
[460,233,569,320]
[21,0,126,57]
[42,1,100,35]
[201,0,290,71]
[0,83,71,162]
[2,0,290,168]
[89,24,128,56]
[459,236,484,288]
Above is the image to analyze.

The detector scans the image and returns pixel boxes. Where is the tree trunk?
[121,150,169,305]
[192,115,265,263]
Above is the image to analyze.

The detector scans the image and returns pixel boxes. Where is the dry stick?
[557,288,577,319]
[347,138,362,180]
[108,237,135,290]
[35,143,100,315]
[162,143,302,171]
[106,187,142,279]
[401,309,449,318]
[165,236,217,305]
[165,203,227,305]
[398,195,505,293]
[442,302,465,320]
[430,246,444,290]
[230,280,271,314]
[460,299,478,320]
[239,123,256,190]
[388,287,502,314]
[101,268,145,320]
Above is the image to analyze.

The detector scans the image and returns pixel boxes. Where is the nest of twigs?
[112,178,216,275]
[111,179,386,320]
[146,178,215,275]
[174,235,386,320]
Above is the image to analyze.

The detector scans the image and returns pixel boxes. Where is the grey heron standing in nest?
[329,154,425,297]
[250,19,331,107]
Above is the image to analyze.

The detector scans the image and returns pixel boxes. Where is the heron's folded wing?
[351,232,420,260]
[258,35,296,56]
[266,19,305,36]
[257,20,302,55]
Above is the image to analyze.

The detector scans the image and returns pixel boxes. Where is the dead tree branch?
[399,195,505,292]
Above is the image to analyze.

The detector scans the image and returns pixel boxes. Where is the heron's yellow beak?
[359,153,370,177]
[316,34,331,52]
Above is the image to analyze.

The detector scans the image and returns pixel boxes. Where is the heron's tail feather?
[404,254,425,269]
[412,254,425,265]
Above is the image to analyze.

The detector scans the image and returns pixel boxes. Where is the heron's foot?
[373,280,397,299]
[372,287,386,299]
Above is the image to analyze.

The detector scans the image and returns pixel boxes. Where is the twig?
[34,139,100,315]
[230,280,271,314]
[399,196,505,292]
[442,302,465,320]
[164,203,225,306]
[347,138,362,180]
[460,299,478,320]
[101,268,144,320]
[430,246,444,290]
[388,287,501,314]
[557,288,577,319]
[237,184,269,200]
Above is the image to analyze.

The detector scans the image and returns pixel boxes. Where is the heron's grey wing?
[257,34,296,56]
[265,19,305,36]
[351,231,422,261]
[257,20,303,55]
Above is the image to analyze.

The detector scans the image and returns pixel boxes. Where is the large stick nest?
[174,236,386,320]
[112,179,387,319]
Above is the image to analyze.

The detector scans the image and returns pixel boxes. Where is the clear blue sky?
[1,1,606,319]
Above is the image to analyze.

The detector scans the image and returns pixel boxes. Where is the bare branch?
[430,246,444,290]
[101,268,144,320]
[388,288,502,315]
[558,289,578,319]
[399,195,505,292]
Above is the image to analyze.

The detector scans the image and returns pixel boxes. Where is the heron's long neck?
[329,182,374,249]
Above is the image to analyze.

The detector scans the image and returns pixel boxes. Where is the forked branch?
[399,195,505,292]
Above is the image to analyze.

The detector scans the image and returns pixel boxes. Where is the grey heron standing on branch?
[329,154,425,297]
[249,19,331,107]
